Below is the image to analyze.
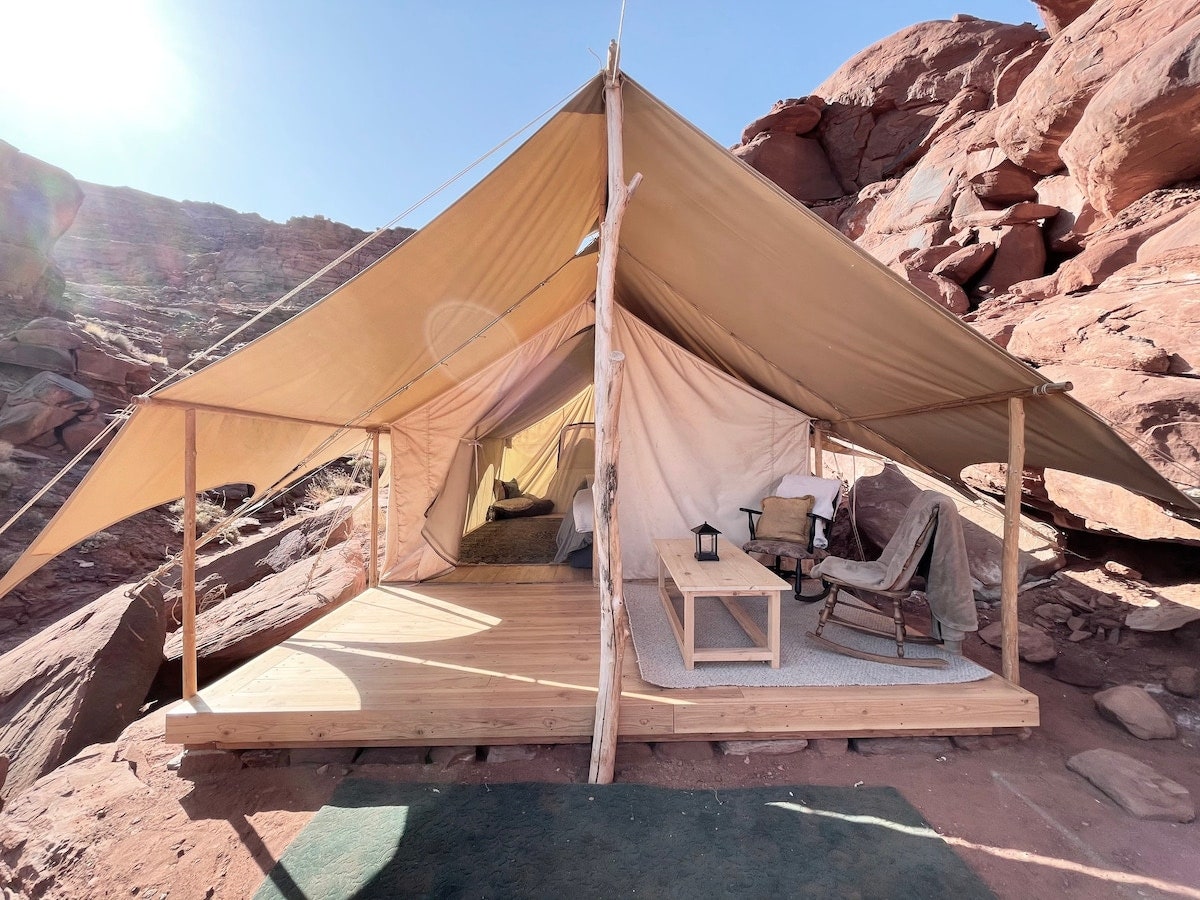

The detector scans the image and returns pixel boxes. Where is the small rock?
[978,621,1057,663]
[485,744,538,764]
[852,737,952,756]
[177,749,242,777]
[429,746,476,767]
[1094,685,1177,740]
[653,741,715,762]
[718,739,809,756]
[1067,615,1086,631]
[951,729,1031,751]
[355,747,428,765]
[315,763,350,777]
[1165,666,1200,698]
[809,738,850,756]
[1068,630,1092,642]
[1051,651,1104,688]
[1067,749,1193,822]
[1034,603,1073,623]
[1126,604,1200,632]
[240,748,289,768]
[1107,626,1121,646]
[1103,561,1143,581]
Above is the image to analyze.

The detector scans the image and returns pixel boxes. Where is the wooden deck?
[165,582,1038,748]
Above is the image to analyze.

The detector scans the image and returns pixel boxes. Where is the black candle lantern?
[691,521,721,561]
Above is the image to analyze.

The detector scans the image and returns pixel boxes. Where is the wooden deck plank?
[165,581,1039,747]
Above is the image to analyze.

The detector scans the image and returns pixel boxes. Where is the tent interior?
[388,305,814,583]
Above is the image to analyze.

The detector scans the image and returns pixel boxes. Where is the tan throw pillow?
[756,495,815,543]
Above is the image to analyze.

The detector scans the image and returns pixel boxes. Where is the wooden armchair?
[741,476,843,601]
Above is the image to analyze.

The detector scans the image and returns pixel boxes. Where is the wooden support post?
[1000,397,1025,685]
[369,429,381,588]
[182,408,198,700]
[590,352,627,784]
[589,42,641,785]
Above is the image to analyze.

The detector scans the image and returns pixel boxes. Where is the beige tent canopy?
[2,71,1196,600]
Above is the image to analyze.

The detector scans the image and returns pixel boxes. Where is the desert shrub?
[304,468,367,507]
[167,496,241,544]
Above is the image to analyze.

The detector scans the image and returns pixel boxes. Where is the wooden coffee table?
[654,538,789,669]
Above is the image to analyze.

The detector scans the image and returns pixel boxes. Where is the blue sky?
[0,1,1038,230]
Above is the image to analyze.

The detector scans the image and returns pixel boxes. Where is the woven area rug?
[625,581,992,688]
[457,516,562,565]
[254,780,995,900]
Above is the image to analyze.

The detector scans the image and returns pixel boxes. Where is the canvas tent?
[1,70,1195,643]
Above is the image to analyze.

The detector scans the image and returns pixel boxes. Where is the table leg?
[683,591,695,670]
[768,590,781,668]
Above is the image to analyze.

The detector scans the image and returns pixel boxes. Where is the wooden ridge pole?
[837,381,1072,425]
[590,41,642,785]
[182,408,198,700]
[1001,397,1025,684]
[369,429,381,588]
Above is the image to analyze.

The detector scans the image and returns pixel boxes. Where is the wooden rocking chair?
[808,491,975,669]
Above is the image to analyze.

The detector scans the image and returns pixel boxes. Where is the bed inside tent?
[455,329,597,572]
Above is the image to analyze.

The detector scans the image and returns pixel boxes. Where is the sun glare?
[0,0,187,129]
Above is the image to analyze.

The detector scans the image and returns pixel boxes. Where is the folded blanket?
[812,491,977,641]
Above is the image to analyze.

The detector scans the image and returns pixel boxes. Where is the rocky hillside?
[732,0,1200,544]
[0,151,412,652]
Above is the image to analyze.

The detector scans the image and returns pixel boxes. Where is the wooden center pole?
[1000,397,1025,684]
[182,407,198,700]
[589,43,641,785]
[369,429,381,588]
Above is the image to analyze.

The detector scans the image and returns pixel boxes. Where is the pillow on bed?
[491,495,555,519]
[756,495,815,543]
[501,478,522,499]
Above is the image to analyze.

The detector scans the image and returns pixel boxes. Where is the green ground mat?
[254,780,996,900]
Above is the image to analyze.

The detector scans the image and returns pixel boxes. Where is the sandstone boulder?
[1067,748,1194,822]
[0,372,94,446]
[1035,173,1098,253]
[162,534,366,675]
[0,582,168,802]
[996,0,1200,174]
[1166,666,1200,697]
[732,132,843,202]
[964,148,1039,204]
[158,498,357,623]
[1093,685,1177,739]
[1037,468,1200,545]
[1034,0,1100,36]
[932,243,995,284]
[1050,650,1105,687]
[978,621,1058,663]
[1006,291,1186,374]
[846,464,1063,594]
[1037,362,1200,484]
[1061,18,1200,216]
[0,339,75,374]
[815,18,1043,187]
[973,224,1047,295]
[895,268,969,314]
[740,97,823,142]
[993,44,1052,106]
[1125,604,1200,632]
[0,140,83,303]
